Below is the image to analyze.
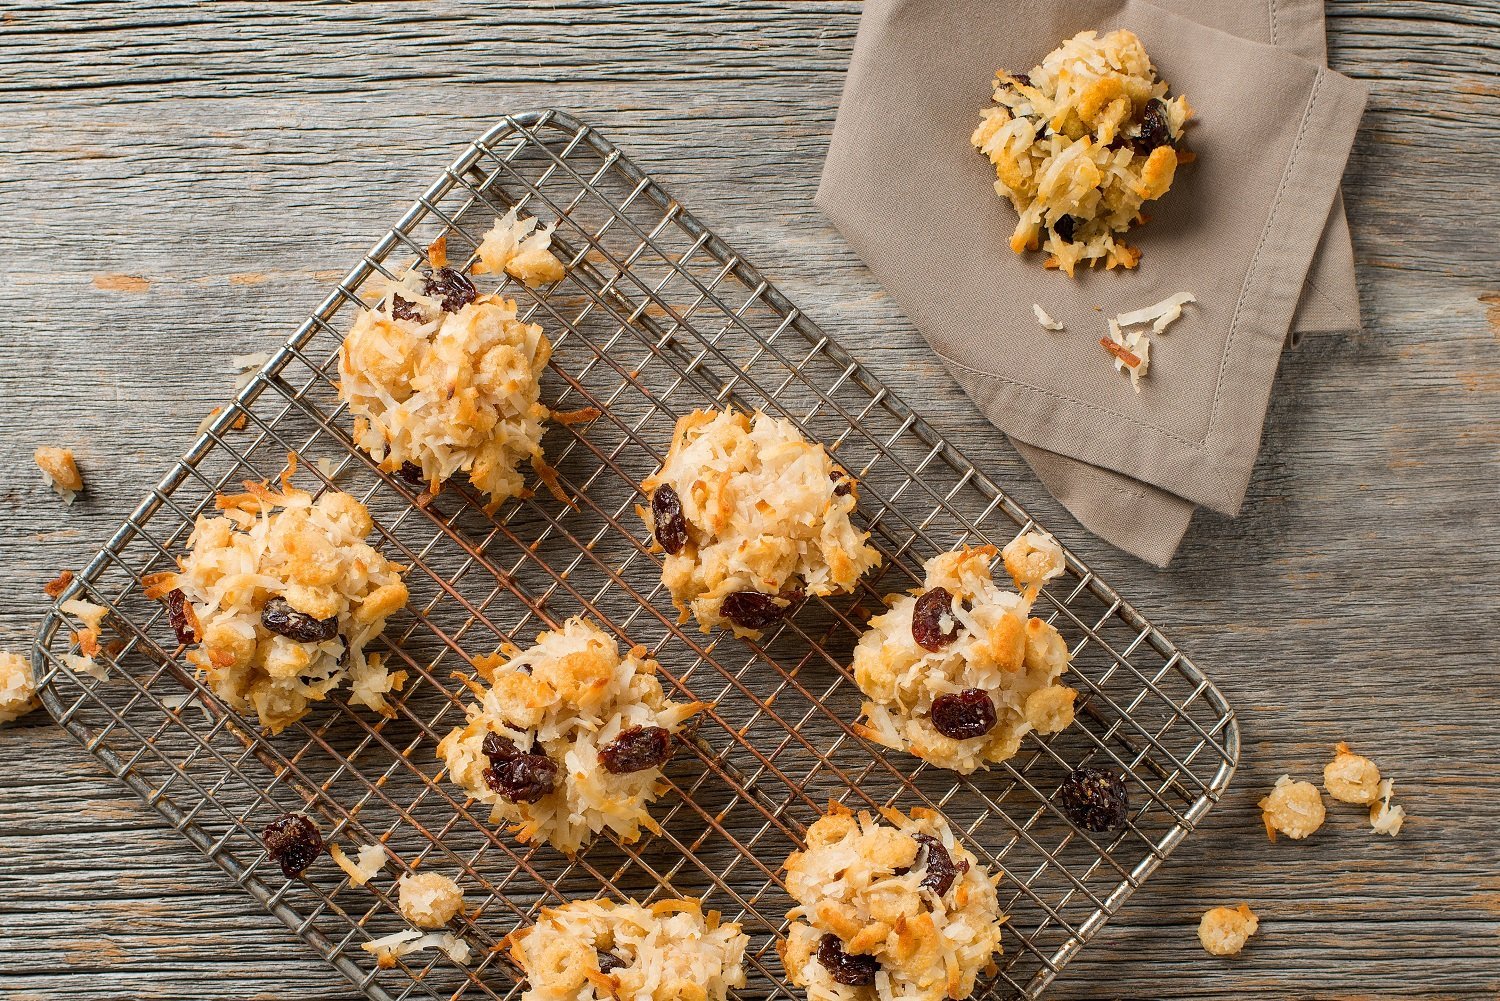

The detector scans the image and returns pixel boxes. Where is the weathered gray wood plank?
[2,1,1498,998]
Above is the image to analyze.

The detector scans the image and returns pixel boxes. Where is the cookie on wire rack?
[505,897,748,1001]
[639,408,882,638]
[781,803,1005,1001]
[971,29,1193,275]
[142,459,410,735]
[338,209,591,510]
[851,539,1075,774]
[437,617,703,855]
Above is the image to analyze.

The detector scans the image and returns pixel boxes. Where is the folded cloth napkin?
[1007,0,1360,566]
[817,0,1367,565]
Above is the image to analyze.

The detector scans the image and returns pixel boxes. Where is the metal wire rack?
[33,110,1238,1000]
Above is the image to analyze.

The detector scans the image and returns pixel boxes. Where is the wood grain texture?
[1,1,1498,998]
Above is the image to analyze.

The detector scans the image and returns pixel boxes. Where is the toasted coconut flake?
[328,842,387,886]
[35,446,83,501]
[43,570,75,599]
[361,929,471,966]
[62,652,107,682]
[231,352,272,390]
[1369,778,1406,836]
[1105,319,1151,392]
[1116,291,1195,328]
[471,207,567,288]
[1032,304,1065,331]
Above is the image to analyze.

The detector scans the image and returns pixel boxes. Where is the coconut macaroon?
[338,214,568,508]
[0,651,40,724]
[781,804,1004,1001]
[142,469,409,734]
[437,617,703,855]
[971,29,1192,275]
[639,409,881,638]
[852,546,1076,774]
[507,897,748,1001]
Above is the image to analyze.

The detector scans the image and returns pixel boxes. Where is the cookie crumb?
[1198,903,1258,956]
[1258,775,1325,841]
[1369,778,1406,836]
[35,446,84,502]
[397,871,465,928]
[1323,741,1382,805]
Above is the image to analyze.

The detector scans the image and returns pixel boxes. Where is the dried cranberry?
[262,813,322,878]
[422,267,476,313]
[912,832,968,896]
[596,950,626,974]
[261,596,339,644]
[651,484,689,555]
[165,588,195,645]
[816,933,878,986]
[829,469,853,497]
[397,460,426,486]
[720,590,799,631]
[1137,98,1174,152]
[1056,766,1130,833]
[390,294,425,323]
[1052,214,1077,243]
[911,587,961,652]
[930,689,997,740]
[483,751,558,804]
[598,725,672,774]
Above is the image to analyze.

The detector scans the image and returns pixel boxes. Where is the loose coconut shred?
[972,29,1192,275]
[34,446,84,504]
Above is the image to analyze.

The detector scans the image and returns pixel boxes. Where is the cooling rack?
[33,109,1238,1000]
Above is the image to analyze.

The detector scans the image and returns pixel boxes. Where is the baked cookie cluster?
[972,29,1192,274]
[640,409,881,638]
[437,617,702,855]
[506,898,748,1001]
[852,543,1075,773]
[146,473,409,734]
[338,210,565,507]
[781,804,1004,1001]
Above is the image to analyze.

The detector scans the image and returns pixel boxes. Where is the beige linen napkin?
[1007,0,1360,567]
[817,0,1367,564]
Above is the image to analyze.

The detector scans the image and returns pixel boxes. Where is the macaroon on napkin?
[817,0,1367,564]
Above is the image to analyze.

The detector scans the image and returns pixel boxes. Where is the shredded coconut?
[231,352,272,390]
[1106,318,1150,392]
[471,206,567,288]
[361,929,471,967]
[1258,775,1326,841]
[0,652,40,724]
[507,898,747,1001]
[62,652,106,681]
[640,409,881,637]
[1198,903,1258,956]
[1032,303,1065,331]
[329,842,386,886]
[781,804,1004,1001]
[1116,291,1195,329]
[163,472,409,733]
[438,617,702,854]
[971,29,1192,275]
[852,547,1075,773]
[35,446,83,503]
[1369,778,1406,836]
[397,871,465,928]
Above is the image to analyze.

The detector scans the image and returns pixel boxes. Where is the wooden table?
[3,3,1496,998]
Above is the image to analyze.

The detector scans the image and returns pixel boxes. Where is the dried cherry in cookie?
[422,267,477,313]
[929,689,997,740]
[911,586,961,651]
[817,933,879,986]
[720,591,798,631]
[484,751,558,804]
[165,588,195,645]
[912,832,969,896]
[651,483,689,555]
[1056,765,1130,832]
[261,596,339,644]
[1136,98,1175,152]
[598,725,673,774]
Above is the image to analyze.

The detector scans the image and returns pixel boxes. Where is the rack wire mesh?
[33,110,1237,1000]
